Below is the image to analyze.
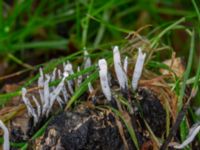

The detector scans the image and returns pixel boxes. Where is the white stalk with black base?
[98,59,112,101]
[132,48,146,91]
[173,123,200,149]
[123,56,128,74]
[0,120,10,150]
[113,46,128,90]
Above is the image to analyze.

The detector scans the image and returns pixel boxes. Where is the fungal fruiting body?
[132,48,146,91]
[123,56,128,74]
[173,123,200,149]
[98,59,112,101]
[0,120,10,150]
[22,69,70,125]
[113,46,128,90]
[21,46,147,127]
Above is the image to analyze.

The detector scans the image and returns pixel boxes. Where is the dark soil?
[32,88,167,150]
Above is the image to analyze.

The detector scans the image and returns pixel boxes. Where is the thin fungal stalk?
[22,88,38,126]
[46,72,68,116]
[84,49,92,69]
[113,46,128,90]
[0,120,10,150]
[77,66,82,87]
[83,49,94,94]
[32,95,41,118]
[42,75,51,115]
[64,62,74,94]
[58,69,69,102]
[173,123,200,149]
[132,48,146,91]
[123,56,128,74]
[98,59,112,101]
[38,68,44,105]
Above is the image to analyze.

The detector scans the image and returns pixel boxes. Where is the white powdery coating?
[42,75,50,115]
[60,71,69,102]
[63,62,74,94]
[22,88,38,125]
[0,120,10,150]
[77,66,82,87]
[98,59,112,101]
[22,88,32,116]
[51,68,57,82]
[113,46,128,89]
[67,80,74,95]
[64,61,74,75]
[46,73,67,116]
[83,50,94,93]
[61,85,69,102]
[32,95,41,117]
[58,69,69,102]
[132,48,146,91]
[123,56,128,74]
[38,68,44,104]
[84,49,91,69]
[173,123,200,149]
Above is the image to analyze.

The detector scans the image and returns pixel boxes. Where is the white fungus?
[32,95,41,118]
[173,123,200,149]
[64,61,74,75]
[98,59,112,101]
[58,69,69,102]
[42,75,51,116]
[51,68,57,82]
[46,72,67,116]
[38,68,44,104]
[83,49,94,94]
[132,48,146,91]
[113,46,128,90]
[123,56,128,74]
[77,66,82,87]
[63,62,74,95]
[0,120,10,150]
[22,88,38,126]
[84,49,92,69]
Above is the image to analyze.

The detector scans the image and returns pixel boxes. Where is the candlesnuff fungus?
[83,49,92,69]
[98,59,112,101]
[113,46,128,90]
[22,88,39,126]
[58,69,69,103]
[77,66,82,88]
[63,62,74,95]
[123,56,128,74]
[22,46,147,130]
[83,49,94,95]
[132,48,146,91]
[0,120,10,150]
[22,69,69,125]
[45,72,68,116]
[172,123,200,149]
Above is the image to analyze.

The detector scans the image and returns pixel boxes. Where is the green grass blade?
[109,107,139,150]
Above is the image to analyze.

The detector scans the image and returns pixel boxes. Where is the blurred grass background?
[0,0,199,98]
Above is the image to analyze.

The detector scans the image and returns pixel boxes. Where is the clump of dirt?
[138,88,166,137]
[32,88,166,150]
[35,109,135,150]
